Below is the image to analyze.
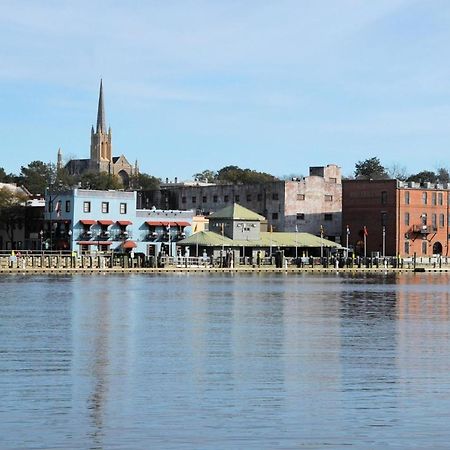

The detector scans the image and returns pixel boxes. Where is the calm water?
[1,273,450,449]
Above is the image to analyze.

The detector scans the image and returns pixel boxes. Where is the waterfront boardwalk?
[0,252,446,274]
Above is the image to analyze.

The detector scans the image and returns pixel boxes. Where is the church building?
[64,80,137,186]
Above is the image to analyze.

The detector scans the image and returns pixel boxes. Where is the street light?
[39,230,44,252]
[320,225,324,259]
[382,226,386,257]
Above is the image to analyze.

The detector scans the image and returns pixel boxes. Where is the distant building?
[140,164,342,241]
[343,179,450,257]
[0,183,44,250]
[64,80,137,186]
[178,203,341,260]
[43,188,194,256]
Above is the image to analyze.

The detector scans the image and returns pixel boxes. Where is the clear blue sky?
[1,0,450,180]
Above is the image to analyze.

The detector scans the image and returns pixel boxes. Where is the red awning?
[146,221,164,226]
[98,220,113,226]
[117,220,133,226]
[80,219,96,225]
[176,221,191,227]
[77,241,112,246]
[122,240,137,249]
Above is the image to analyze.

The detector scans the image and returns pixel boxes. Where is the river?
[1,272,450,449]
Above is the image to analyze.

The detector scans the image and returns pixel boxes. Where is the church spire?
[96,79,106,133]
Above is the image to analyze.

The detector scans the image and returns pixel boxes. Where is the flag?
[55,200,61,218]
[346,225,350,235]
[363,226,368,236]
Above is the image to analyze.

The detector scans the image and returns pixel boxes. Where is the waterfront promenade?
[0,251,447,274]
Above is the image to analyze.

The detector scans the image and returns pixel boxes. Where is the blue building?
[44,188,194,256]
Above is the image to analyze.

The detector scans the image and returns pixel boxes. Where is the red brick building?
[343,180,450,257]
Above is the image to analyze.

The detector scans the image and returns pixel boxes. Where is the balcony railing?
[412,225,437,234]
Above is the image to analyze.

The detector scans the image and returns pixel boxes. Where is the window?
[404,212,410,226]
[432,213,437,230]
[297,194,305,201]
[325,195,333,202]
[422,192,428,205]
[422,240,427,255]
[324,213,333,221]
[101,202,109,213]
[235,195,240,202]
[297,213,305,220]
[202,196,207,203]
[224,195,229,202]
[192,196,197,204]
[272,213,278,220]
[246,194,252,202]
[65,200,70,213]
[404,241,410,255]
[181,196,186,204]
[272,193,279,200]
[440,213,445,228]
[329,177,337,183]
[381,212,387,226]
[381,191,387,205]
[83,201,91,213]
[120,203,127,214]
[405,191,410,205]
[439,192,443,205]
[432,192,437,205]
[213,195,218,203]
[421,213,427,225]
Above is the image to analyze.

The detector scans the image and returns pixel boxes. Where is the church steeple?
[91,79,112,164]
[96,79,106,133]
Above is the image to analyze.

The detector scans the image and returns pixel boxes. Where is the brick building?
[141,164,342,241]
[343,179,450,257]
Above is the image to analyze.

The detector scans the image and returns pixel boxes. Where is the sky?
[1,0,450,180]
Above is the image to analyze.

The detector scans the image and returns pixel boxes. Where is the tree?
[354,157,388,180]
[0,167,16,183]
[0,187,28,247]
[17,161,56,195]
[79,172,123,190]
[407,170,437,183]
[217,165,278,184]
[193,170,218,183]
[133,173,161,190]
[387,163,409,181]
[436,167,450,183]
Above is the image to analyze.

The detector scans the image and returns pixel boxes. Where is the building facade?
[43,188,194,256]
[141,164,342,241]
[64,80,137,186]
[343,179,450,257]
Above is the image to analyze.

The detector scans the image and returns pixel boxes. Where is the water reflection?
[2,273,450,448]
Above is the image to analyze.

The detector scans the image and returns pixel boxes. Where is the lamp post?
[346,225,350,258]
[68,229,72,251]
[295,225,298,259]
[382,226,386,257]
[320,225,324,259]
[39,230,44,252]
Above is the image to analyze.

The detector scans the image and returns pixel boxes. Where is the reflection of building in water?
[72,281,134,449]
[396,274,450,320]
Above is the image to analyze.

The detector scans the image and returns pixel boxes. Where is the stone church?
[63,80,137,186]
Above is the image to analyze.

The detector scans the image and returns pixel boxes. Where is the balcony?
[412,225,436,235]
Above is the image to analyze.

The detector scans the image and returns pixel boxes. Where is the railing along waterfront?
[0,251,449,271]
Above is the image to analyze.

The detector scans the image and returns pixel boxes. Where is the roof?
[178,231,234,247]
[210,203,265,221]
[178,231,341,248]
